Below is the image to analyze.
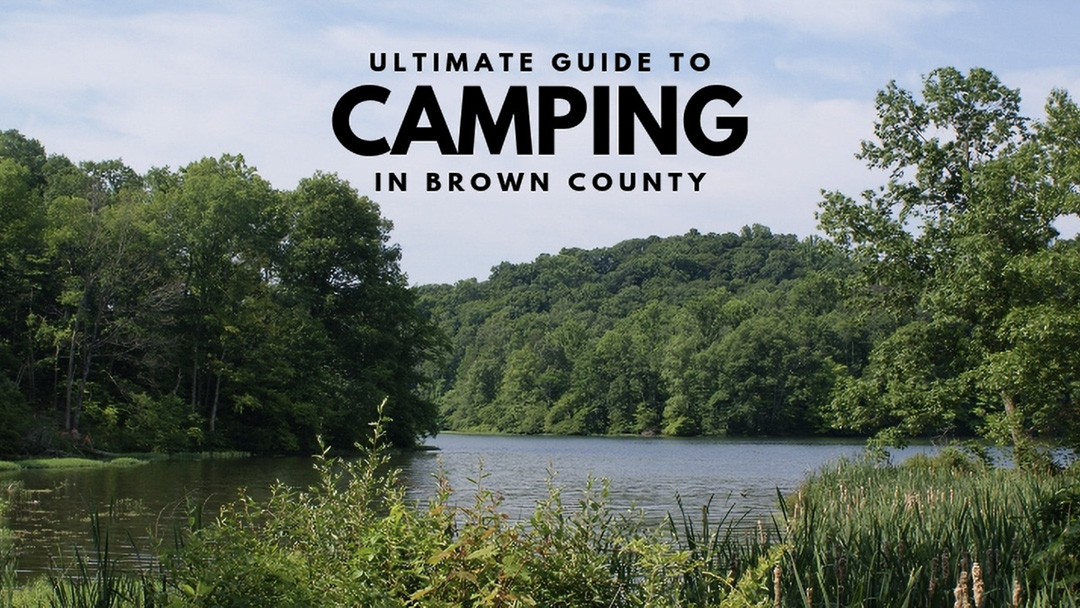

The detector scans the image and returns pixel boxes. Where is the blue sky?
[3,1,1079,285]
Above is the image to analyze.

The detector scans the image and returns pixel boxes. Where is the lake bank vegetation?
[3,419,1079,606]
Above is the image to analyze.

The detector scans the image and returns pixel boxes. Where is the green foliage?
[160,409,745,607]
[45,508,159,608]
[9,418,1080,606]
[117,393,203,453]
[817,67,1080,458]
[420,227,861,439]
[780,453,1080,606]
[0,378,30,454]
[0,131,444,454]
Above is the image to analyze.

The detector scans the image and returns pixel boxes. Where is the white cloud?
[652,0,966,39]
[1,1,1077,285]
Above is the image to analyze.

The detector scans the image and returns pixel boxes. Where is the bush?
[165,404,713,607]
[0,378,30,454]
[122,393,204,452]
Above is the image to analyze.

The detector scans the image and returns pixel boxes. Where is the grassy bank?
[0,457,148,471]
[0,450,251,474]
[3,429,1078,606]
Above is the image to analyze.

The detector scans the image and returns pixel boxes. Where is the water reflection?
[2,434,933,579]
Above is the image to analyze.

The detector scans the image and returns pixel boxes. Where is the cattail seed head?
[929,556,939,598]
[972,562,984,608]
[954,569,971,608]
[773,563,782,608]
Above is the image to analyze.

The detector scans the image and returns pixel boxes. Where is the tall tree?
[280,172,444,448]
[818,67,1080,460]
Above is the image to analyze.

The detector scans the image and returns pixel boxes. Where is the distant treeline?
[416,226,893,438]
[419,67,1080,465]
[0,130,442,454]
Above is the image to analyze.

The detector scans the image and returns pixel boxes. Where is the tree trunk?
[1001,390,1022,447]
[63,318,78,431]
[209,345,226,433]
[73,309,102,432]
[210,371,222,433]
[190,343,199,411]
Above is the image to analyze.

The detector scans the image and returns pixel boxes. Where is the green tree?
[280,172,444,448]
[818,67,1080,458]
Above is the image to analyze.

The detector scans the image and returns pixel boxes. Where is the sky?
[2,1,1079,285]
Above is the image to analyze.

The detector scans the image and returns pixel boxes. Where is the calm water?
[1,433,932,578]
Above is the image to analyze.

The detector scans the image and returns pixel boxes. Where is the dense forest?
[3,67,1080,460]
[0,131,443,454]
[416,227,884,438]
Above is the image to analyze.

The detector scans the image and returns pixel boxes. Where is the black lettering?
[447,53,467,71]
[593,86,611,155]
[471,173,491,191]
[684,85,747,156]
[538,86,587,155]
[458,86,533,154]
[332,85,392,156]
[391,86,457,155]
[618,86,677,155]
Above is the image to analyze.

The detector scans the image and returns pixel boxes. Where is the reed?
[772,451,1080,606]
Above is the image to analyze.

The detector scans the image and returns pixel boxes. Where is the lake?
[1,433,932,579]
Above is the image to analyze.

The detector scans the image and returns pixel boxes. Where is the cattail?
[929,556,939,599]
[1012,576,1023,606]
[954,569,971,608]
[773,563,782,608]
[972,562,984,608]
[905,492,918,510]
[836,552,847,601]
[806,586,814,606]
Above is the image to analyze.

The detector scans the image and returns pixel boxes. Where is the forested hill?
[415,226,885,438]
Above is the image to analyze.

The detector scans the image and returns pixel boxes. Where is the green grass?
[0,457,150,471]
